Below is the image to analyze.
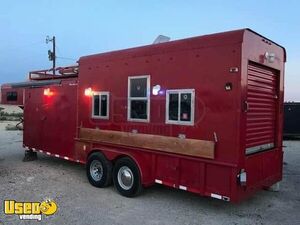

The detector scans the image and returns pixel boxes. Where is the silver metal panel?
[10,80,62,88]
[246,142,274,155]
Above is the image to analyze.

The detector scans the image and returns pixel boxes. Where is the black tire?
[86,152,112,188]
[113,157,143,197]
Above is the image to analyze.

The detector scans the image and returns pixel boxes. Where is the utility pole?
[46,36,56,75]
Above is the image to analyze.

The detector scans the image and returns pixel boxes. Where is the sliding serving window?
[92,92,109,119]
[128,75,150,122]
[166,89,195,125]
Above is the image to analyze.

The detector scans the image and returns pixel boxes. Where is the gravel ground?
[0,121,299,225]
[0,105,22,114]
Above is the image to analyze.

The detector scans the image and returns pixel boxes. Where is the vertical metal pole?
[53,36,56,75]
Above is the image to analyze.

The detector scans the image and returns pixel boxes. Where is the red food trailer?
[0,29,286,202]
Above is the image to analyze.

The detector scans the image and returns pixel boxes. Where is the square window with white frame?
[128,75,150,122]
[166,89,195,125]
[92,92,109,119]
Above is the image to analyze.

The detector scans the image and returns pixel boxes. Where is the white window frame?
[92,91,110,119]
[165,89,195,126]
[127,75,150,122]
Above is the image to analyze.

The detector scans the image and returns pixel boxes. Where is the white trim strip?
[32,148,36,151]
[55,154,60,158]
[39,150,43,153]
[64,156,69,160]
[46,152,51,156]
[155,179,162,184]
[211,193,222,200]
[179,185,187,191]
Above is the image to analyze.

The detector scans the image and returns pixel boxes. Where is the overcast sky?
[0,0,299,101]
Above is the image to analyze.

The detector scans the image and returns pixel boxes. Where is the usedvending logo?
[3,199,57,221]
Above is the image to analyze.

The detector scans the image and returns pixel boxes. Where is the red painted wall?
[23,79,78,159]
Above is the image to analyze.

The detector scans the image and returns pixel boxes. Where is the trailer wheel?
[113,157,142,197]
[86,152,112,188]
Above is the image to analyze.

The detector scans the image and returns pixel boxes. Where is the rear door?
[245,62,279,155]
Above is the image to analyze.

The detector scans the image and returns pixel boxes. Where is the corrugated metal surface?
[246,62,278,154]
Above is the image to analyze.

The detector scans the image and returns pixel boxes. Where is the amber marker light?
[84,87,93,96]
[44,88,54,96]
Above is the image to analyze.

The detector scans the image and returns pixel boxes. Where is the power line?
[55,43,77,63]
[56,56,77,61]
[55,44,62,55]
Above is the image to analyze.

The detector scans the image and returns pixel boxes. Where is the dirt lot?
[0,121,299,225]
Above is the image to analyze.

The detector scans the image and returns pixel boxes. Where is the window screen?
[93,95,100,116]
[166,89,195,125]
[130,100,147,119]
[100,95,108,117]
[180,93,191,121]
[168,93,179,121]
[130,78,147,97]
[128,76,150,122]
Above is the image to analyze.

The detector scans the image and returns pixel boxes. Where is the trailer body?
[1,29,286,202]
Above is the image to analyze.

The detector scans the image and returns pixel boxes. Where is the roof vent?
[153,35,171,44]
